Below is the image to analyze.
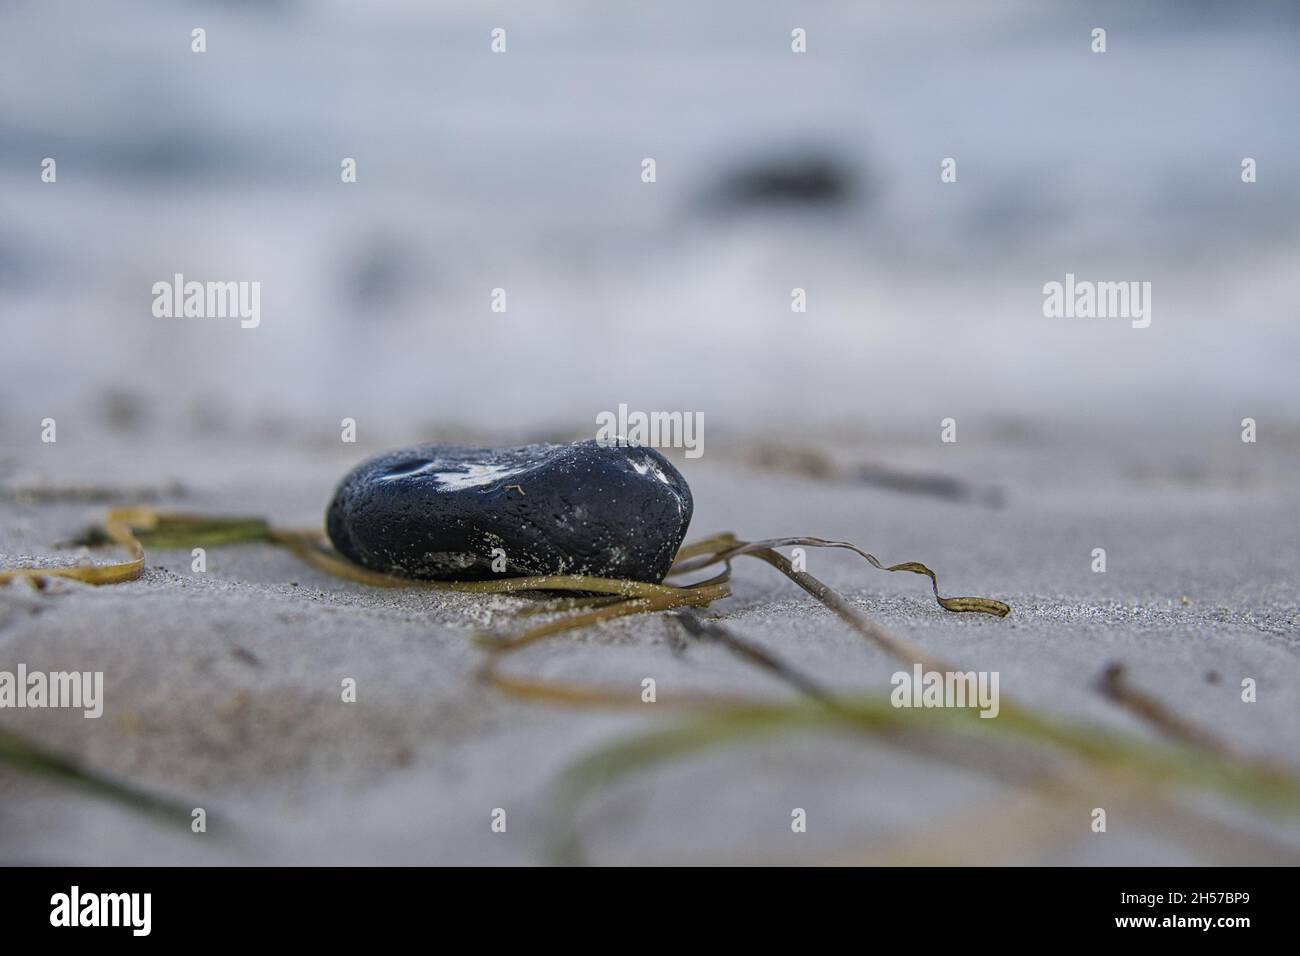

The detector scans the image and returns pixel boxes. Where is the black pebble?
[326,440,694,583]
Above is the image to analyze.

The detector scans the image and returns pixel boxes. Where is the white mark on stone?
[380,461,528,489]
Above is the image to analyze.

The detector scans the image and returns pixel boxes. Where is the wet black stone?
[326,440,694,583]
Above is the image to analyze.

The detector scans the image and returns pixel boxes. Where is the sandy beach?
[2,422,1296,865]
[2,0,1298,867]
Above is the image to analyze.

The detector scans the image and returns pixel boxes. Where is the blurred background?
[2,0,1298,443]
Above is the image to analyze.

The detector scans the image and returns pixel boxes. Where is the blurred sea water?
[1,0,1298,443]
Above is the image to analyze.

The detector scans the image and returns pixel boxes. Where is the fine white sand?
[2,424,1297,865]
